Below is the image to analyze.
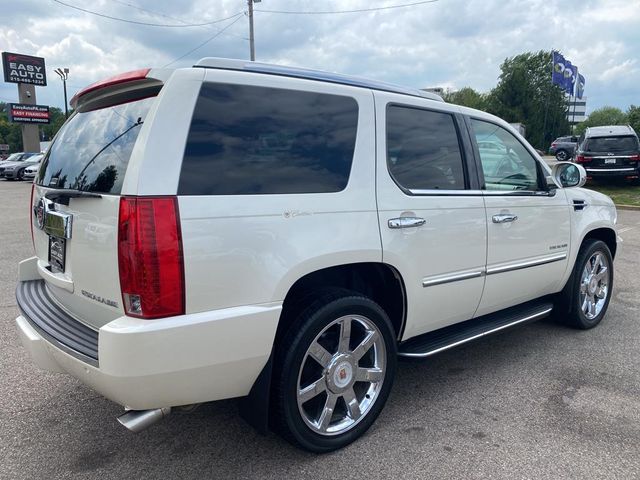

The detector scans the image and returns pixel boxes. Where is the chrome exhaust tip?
[117,407,171,433]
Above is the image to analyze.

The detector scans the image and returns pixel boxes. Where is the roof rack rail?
[193,57,443,102]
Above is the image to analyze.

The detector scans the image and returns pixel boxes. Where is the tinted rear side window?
[36,96,154,194]
[179,83,359,195]
[386,105,466,190]
[586,135,639,152]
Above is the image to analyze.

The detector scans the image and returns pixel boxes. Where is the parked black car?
[575,125,640,180]
[549,136,578,161]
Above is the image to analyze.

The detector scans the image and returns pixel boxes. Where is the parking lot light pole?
[54,68,69,118]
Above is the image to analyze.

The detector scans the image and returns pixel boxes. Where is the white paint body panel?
[181,69,380,312]
[374,92,487,339]
[476,190,571,316]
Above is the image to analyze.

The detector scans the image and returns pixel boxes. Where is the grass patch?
[586,180,640,207]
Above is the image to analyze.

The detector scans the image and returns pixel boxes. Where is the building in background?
[567,95,587,129]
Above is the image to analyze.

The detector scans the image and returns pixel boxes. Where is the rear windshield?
[36,96,155,193]
[585,135,639,153]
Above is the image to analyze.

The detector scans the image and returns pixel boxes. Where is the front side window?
[179,83,359,195]
[471,119,540,191]
[386,105,466,191]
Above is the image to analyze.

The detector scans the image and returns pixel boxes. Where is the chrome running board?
[398,300,553,358]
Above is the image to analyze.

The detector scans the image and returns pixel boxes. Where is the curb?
[615,204,640,211]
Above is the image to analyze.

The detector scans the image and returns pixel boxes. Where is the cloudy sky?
[1,0,638,116]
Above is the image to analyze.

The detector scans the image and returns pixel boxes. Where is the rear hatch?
[31,71,164,328]
[579,135,640,169]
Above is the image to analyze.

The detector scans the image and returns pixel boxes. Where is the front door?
[375,93,487,341]
[469,118,571,317]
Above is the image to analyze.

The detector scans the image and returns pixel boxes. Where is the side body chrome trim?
[398,307,553,358]
[422,269,484,287]
[407,188,557,197]
[486,252,567,275]
[421,253,567,288]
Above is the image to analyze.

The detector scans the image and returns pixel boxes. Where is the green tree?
[41,107,67,141]
[626,105,640,135]
[574,106,628,135]
[485,50,569,149]
[444,87,488,111]
[0,102,23,151]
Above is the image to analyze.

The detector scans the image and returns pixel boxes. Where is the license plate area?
[48,236,66,273]
[604,158,617,165]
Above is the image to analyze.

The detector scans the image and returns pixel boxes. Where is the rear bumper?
[585,167,639,177]
[16,279,281,410]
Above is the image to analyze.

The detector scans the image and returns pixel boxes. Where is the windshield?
[4,153,20,162]
[36,96,155,193]
[586,135,639,152]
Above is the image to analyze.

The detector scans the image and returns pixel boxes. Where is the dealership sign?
[2,52,47,86]
[8,103,50,124]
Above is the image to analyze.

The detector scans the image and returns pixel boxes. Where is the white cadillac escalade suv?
[15,58,617,452]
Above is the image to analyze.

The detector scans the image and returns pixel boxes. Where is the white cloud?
[0,0,638,114]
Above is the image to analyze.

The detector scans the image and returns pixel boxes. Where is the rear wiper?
[44,189,102,206]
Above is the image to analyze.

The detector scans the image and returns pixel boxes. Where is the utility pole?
[248,0,260,61]
[55,68,69,118]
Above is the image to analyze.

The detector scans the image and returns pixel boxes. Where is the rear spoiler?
[70,68,173,112]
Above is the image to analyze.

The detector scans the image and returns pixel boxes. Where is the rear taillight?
[30,183,35,249]
[551,143,557,148]
[575,155,591,163]
[629,154,640,161]
[118,196,184,319]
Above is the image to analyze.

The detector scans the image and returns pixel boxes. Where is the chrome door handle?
[388,217,426,229]
[492,213,518,224]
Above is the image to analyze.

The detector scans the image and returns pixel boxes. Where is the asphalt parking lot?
[1,180,639,480]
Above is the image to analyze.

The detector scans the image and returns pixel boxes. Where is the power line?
[104,0,248,40]
[255,0,439,15]
[163,14,244,68]
[51,0,243,27]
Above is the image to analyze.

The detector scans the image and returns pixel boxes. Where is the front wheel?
[557,239,613,329]
[273,291,397,452]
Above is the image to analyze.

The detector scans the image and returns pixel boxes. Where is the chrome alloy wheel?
[579,251,610,320]
[296,315,386,436]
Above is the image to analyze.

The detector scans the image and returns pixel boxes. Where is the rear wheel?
[555,149,569,161]
[273,291,397,452]
[556,239,613,329]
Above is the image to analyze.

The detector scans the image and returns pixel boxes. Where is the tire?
[556,239,613,329]
[272,290,397,452]
[555,149,569,161]
[17,168,25,180]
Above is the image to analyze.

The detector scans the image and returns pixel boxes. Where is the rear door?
[375,93,487,340]
[30,77,175,329]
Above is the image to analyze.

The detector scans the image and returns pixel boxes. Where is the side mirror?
[551,162,587,188]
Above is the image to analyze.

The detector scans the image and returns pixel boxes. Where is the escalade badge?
[34,197,46,230]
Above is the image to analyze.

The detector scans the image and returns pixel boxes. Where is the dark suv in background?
[575,125,640,180]
[549,136,578,161]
